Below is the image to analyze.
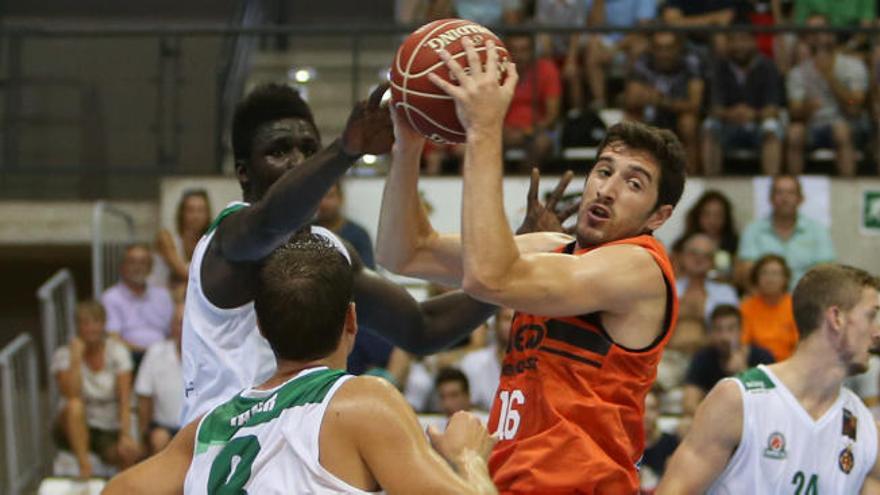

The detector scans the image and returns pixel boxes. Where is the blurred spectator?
[150,189,211,290]
[315,181,375,268]
[426,0,524,25]
[735,174,835,291]
[638,387,681,493]
[504,34,562,171]
[682,304,775,415]
[786,14,870,177]
[662,0,745,54]
[794,0,876,32]
[534,0,591,112]
[702,22,784,176]
[460,307,514,411]
[682,190,739,280]
[583,0,657,110]
[101,244,174,369]
[52,301,141,479]
[657,318,706,415]
[435,367,472,417]
[624,31,704,174]
[396,0,428,24]
[740,254,799,361]
[675,232,739,322]
[135,302,184,456]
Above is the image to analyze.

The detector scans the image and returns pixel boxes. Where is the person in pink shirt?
[101,244,174,369]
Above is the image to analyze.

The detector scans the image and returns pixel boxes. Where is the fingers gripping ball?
[390,18,510,144]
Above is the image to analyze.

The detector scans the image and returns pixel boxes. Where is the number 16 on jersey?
[496,390,525,441]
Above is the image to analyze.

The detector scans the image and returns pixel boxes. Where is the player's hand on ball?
[428,37,518,134]
[427,410,497,463]
[341,82,394,157]
[389,102,425,151]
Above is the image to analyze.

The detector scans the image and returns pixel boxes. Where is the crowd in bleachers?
[397,0,880,177]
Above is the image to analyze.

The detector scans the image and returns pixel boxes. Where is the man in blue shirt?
[735,174,836,290]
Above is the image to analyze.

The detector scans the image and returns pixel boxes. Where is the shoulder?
[329,376,412,429]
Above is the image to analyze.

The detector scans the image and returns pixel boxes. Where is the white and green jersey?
[184,366,381,495]
[180,202,351,424]
[709,365,877,495]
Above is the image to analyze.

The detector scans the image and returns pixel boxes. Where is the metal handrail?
[0,333,42,495]
[91,201,135,299]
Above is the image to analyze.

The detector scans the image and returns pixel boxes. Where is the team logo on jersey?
[842,408,858,441]
[839,446,855,474]
[763,432,787,459]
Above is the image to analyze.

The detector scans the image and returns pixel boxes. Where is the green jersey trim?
[196,368,346,454]
[735,367,776,392]
[206,203,248,235]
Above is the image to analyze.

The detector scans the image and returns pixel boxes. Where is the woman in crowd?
[152,189,212,289]
[52,300,141,479]
[740,254,799,361]
[682,190,739,281]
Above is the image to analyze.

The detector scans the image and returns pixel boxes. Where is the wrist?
[335,139,362,163]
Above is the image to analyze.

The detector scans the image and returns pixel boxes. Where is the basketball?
[390,18,510,144]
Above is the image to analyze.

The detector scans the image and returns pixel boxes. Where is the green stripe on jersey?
[206,203,248,234]
[196,368,345,454]
[736,367,776,392]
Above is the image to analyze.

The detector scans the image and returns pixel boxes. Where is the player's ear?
[345,302,358,338]
[235,160,250,189]
[645,204,673,232]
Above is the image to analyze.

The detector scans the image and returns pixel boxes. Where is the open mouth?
[587,204,611,220]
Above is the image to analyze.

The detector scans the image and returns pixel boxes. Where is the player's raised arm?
[216,84,392,264]
[657,380,744,494]
[330,376,497,495]
[103,418,199,495]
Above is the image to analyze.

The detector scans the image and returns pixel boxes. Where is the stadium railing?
[37,269,77,416]
[0,333,44,495]
[91,201,135,299]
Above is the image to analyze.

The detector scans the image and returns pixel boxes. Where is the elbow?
[462,272,504,303]
[375,248,409,275]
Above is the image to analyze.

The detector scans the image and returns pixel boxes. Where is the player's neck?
[258,353,347,390]
[770,342,846,417]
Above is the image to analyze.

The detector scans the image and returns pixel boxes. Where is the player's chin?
[847,358,870,376]
[575,225,606,248]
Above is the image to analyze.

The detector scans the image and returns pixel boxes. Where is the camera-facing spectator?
[662,0,744,54]
[52,301,142,479]
[624,31,704,174]
[504,34,562,171]
[740,254,800,361]
[682,190,739,281]
[426,0,524,25]
[135,302,184,456]
[786,13,870,177]
[151,189,211,290]
[682,304,775,415]
[735,174,835,291]
[638,387,681,493]
[675,232,739,322]
[583,0,657,110]
[101,244,174,369]
[702,21,784,176]
[435,367,472,417]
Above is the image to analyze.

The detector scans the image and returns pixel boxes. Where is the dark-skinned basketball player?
[378,38,687,493]
[180,82,573,424]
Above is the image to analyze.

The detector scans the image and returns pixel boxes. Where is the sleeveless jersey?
[709,365,878,495]
[487,235,678,494]
[184,367,382,495]
[180,202,351,423]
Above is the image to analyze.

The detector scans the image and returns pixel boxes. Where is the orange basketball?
[390,18,510,144]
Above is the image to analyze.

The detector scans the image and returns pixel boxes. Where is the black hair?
[594,121,687,210]
[255,233,353,362]
[232,83,318,164]
[435,367,470,394]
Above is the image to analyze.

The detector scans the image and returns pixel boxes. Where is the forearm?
[827,79,862,115]
[137,397,152,438]
[118,375,133,436]
[377,140,465,284]
[220,139,356,262]
[461,128,520,297]
[453,451,498,495]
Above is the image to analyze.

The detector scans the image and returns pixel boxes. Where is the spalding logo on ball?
[390,18,510,144]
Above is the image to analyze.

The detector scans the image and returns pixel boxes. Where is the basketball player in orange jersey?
[377,37,686,493]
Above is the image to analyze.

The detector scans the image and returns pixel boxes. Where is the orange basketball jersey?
[487,235,679,494]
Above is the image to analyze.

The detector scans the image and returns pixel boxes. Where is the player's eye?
[628,180,643,191]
